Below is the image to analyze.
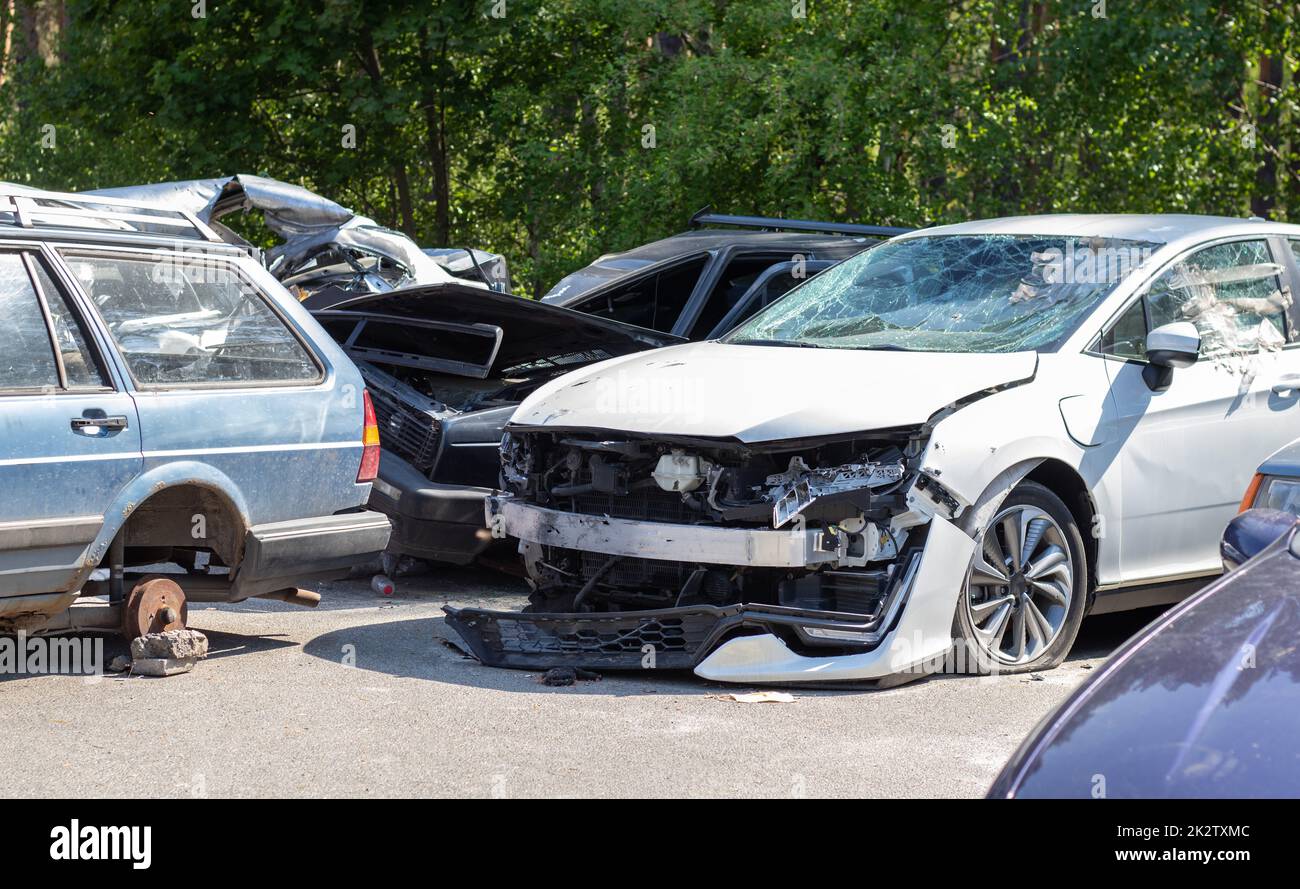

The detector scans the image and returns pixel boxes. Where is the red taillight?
[358,390,381,482]
[1238,473,1264,513]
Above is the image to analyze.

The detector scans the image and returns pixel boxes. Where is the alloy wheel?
[964,504,1074,666]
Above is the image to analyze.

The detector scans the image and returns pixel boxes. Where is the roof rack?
[688,206,913,238]
[0,184,221,242]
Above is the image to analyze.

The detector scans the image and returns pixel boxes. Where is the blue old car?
[0,185,391,637]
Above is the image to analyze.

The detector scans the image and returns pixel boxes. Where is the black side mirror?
[1221,508,1297,570]
[1143,321,1201,391]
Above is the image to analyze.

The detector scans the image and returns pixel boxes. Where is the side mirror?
[1221,507,1297,571]
[1143,321,1201,391]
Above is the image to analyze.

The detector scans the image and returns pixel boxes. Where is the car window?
[725,234,1157,353]
[1146,240,1289,358]
[63,252,321,387]
[689,254,790,339]
[0,253,60,390]
[1097,298,1147,361]
[576,255,707,332]
[30,259,109,388]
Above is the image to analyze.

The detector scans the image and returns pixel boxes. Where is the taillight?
[358,390,381,482]
[1238,473,1264,513]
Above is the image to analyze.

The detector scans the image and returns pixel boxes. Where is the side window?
[30,260,109,388]
[576,256,707,332]
[689,254,789,339]
[0,253,60,390]
[63,252,321,387]
[1146,240,1289,358]
[1097,299,1148,361]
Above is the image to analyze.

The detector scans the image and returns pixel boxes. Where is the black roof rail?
[688,206,912,238]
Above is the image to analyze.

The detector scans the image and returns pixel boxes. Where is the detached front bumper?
[462,495,975,683]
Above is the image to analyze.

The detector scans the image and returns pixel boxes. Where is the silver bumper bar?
[486,494,839,568]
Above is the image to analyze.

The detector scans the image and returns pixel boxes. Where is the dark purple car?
[988,504,1300,799]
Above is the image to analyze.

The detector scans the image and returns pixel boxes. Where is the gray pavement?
[0,566,1161,798]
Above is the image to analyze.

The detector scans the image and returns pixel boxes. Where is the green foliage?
[1,0,1296,296]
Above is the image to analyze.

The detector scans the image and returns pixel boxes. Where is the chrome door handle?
[71,415,128,434]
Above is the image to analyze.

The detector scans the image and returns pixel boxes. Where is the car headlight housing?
[1250,475,1300,514]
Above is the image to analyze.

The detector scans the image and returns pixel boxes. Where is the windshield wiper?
[728,338,822,349]
[855,344,913,352]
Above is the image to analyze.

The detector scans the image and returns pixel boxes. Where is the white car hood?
[511,341,1038,442]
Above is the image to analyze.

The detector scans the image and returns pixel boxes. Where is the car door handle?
[1272,375,1300,395]
[71,415,128,434]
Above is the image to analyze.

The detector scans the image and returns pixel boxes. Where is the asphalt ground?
[0,565,1161,798]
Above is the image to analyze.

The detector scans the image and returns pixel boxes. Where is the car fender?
[76,461,254,586]
[920,377,1122,584]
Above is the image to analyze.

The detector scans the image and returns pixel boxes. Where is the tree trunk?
[1252,53,1283,219]
[418,25,451,246]
[356,26,416,236]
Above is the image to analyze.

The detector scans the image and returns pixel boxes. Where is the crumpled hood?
[511,341,1038,442]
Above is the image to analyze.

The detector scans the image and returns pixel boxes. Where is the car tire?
[950,481,1088,675]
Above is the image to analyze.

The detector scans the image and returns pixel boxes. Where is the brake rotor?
[121,576,188,640]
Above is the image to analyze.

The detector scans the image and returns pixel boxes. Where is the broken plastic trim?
[768,458,905,528]
[442,551,920,671]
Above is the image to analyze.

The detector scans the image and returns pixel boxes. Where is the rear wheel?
[952,481,1087,674]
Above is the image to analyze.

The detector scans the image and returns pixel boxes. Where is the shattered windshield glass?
[724,234,1158,353]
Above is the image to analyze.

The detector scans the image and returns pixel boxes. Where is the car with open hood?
[447,214,1300,685]
[313,283,680,564]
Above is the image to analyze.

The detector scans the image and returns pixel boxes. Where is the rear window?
[62,252,322,387]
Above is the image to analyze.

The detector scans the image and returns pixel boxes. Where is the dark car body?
[313,283,680,563]
[988,523,1300,798]
[542,213,909,339]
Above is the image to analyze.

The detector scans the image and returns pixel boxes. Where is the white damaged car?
[445,215,1300,684]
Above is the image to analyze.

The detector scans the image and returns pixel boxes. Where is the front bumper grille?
[443,594,913,671]
[443,605,739,669]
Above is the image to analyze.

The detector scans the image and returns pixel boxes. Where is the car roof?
[900,213,1300,247]
[600,228,875,264]
[542,228,874,302]
[0,182,226,249]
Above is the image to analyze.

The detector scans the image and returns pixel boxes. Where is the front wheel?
[952,481,1088,674]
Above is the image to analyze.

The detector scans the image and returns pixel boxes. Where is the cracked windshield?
[726,234,1158,353]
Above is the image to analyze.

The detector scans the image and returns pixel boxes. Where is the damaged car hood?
[511,341,1038,441]
[320,283,683,375]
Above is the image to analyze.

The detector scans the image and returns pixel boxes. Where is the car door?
[1097,237,1300,583]
[55,248,342,527]
[0,247,142,598]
